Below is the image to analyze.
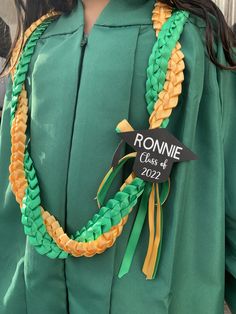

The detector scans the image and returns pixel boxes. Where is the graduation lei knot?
[96,114,197,279]
[8,2,197,280]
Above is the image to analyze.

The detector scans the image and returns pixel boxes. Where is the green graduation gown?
[0,0,236,313]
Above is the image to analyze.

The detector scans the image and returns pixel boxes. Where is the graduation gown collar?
[41,0,156,38]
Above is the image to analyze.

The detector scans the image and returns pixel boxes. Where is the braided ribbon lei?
[8,3,189,278]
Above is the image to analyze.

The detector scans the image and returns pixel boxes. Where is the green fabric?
[96,154,136,208]
[118,181,168,279]
[118,182,153,278]
[0,0,235,313]
[10,7,187,277]
[145,9,189,115]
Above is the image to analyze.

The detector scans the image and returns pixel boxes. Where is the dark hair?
[160,0,236,70]
[1,0,236,76]
[0,17,12,58]
[0,0,77,76]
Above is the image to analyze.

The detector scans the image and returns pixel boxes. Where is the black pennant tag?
[112,127,198,183]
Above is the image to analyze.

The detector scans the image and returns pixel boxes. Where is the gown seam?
[40,24,153,39]
[41,25,83,39]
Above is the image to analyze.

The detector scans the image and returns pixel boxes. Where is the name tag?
[112,127,198,183]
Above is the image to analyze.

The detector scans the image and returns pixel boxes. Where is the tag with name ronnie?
[112,128,198,184]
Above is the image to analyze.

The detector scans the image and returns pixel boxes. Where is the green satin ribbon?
[9,5,188,273]
[118,180,169,278]
[96,153,136,208]
[153,196,163,278]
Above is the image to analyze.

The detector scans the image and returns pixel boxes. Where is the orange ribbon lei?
[8,2,187,279]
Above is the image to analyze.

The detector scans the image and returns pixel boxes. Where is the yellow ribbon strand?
[96,152,137,207]
[146,184,162,279]
[142,183,162,279]
[95,118,137,207]
[8,1,184,263]
[142,183,156,275]
[116,119,134,133]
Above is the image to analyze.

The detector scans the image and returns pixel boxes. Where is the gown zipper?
[77,33,88,90]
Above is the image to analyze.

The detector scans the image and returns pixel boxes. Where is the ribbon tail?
[111,139,125,168]
[118,182,152,278]
[142,183,162,280]
[96,119,136,208]
[146,179,170,279]
[151,179,169,278]
[96,152,136,208]
[153,198,163,278]
[142,183,156,276]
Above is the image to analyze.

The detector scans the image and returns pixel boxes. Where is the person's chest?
[23,9,157,211]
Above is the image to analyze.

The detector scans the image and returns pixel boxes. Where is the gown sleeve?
[218,45,236,313]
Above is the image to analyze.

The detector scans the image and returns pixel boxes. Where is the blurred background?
[215,0,236,26]
[0,2,235,312]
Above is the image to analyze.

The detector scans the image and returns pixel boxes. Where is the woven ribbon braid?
[9,14,145,258]
[118,3,187,183]
[10,89,144,258]
[10,11,61,80]
[9,88,28,207]
[149,3,187,129]
[145,7,188,125]
[10,82,141,257]
[8,2,189,259]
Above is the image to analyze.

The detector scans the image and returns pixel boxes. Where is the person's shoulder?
[177,12,208,61]
[184,11,235,67]
[182,12,207,44]
[180,11,229,55]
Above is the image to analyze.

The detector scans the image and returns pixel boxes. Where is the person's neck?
[81,0,110,35]
[82,0,110,10]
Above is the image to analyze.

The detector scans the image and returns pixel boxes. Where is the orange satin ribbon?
[142,183,162,279]
[98,119,169,279]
